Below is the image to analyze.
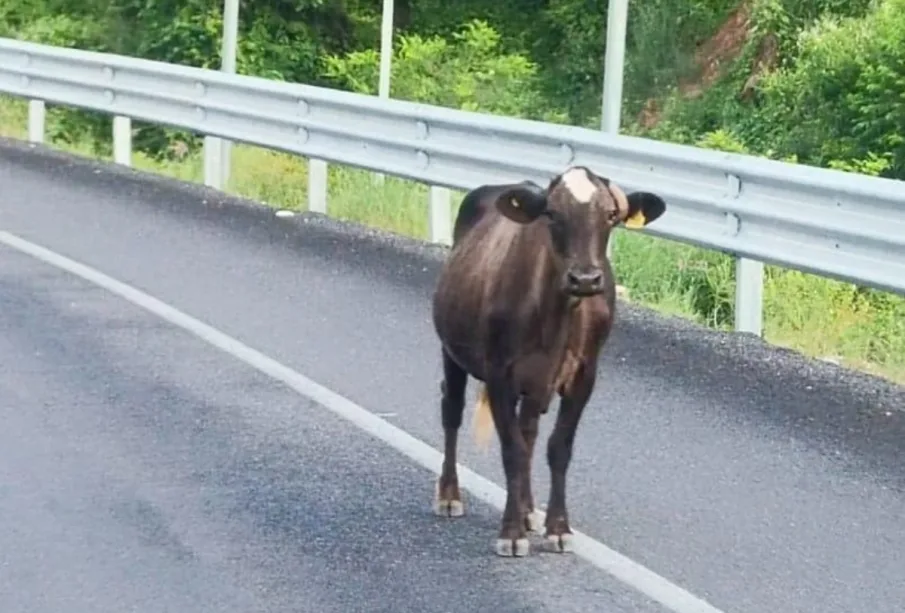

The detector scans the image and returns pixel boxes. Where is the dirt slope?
[637,2,777,128]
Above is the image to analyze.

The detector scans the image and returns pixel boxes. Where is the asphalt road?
[1,138,905,613]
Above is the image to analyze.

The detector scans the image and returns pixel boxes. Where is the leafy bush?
[323,20,568,122]
[753,0,905,176]
[642,0,904,180]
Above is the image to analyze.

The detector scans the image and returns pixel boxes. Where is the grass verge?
[3,95,904,384]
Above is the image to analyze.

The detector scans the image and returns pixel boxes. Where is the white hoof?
[525,511,543,533]
[433,498,465,517]
[495,537,530,557]
[433,480,465,517]
[544,532,575,553]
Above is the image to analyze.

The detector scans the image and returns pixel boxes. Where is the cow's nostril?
[567,269,603,288]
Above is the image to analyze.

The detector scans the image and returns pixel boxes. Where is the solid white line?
[0,229,727,613]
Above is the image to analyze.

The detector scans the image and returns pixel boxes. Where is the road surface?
[1,138,904,613]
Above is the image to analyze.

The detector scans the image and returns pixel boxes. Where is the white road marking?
[0,229,726,613]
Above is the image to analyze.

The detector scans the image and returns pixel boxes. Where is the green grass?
[3,95,905,384]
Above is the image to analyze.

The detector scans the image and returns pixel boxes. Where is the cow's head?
[493,166,666,297]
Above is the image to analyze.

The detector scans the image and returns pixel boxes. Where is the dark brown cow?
[430,165,666,557]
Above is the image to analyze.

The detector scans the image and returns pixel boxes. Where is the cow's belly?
[432,281,486,380]
[434,300,571,396]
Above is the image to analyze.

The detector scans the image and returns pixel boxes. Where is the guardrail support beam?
[734,256,764,336]
[203,136,223,189]
[113,115,131,166]
[601,0,628,262]
[308,159,328,214]
[217,0,239,189]
[429,186,452,245]
[27,100,45,144]
[372,0,395,187]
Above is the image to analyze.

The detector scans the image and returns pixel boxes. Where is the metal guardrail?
[2,36,905,337]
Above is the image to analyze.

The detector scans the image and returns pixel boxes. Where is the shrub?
[322,19,568,123]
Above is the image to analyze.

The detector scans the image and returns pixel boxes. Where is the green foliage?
[749,0,874,68]
[323,20,567,122]
[751,0,905,176]
[696,128,749,153]
[623,0,738,113]
[527,0,739,123]
[642,0,905,180]
[0,0,376,158]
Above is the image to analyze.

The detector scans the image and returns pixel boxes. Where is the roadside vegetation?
[1,0,904,382]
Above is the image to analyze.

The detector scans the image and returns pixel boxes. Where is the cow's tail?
[471,384,496,450]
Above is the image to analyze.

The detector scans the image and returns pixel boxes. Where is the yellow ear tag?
[623,210,646,229]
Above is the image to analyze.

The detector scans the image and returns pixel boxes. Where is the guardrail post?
[735,257,764,336]
[372,0,394,187]
[308,159,328,214]
[112,115,132,166]
[27,100,45,144]
[600,0,628,264]
[217,0,238,189]
[429,186,452,245]
[203,136,223,189]
[726,171,764,336]
[220,141,232,187]
[203,137,231,189]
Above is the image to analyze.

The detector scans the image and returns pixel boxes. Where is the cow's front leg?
[544,365,596,553]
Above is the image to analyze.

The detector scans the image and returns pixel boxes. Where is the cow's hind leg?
[489,378,530,557]
[434,348,468,518]
[544,366,596,553]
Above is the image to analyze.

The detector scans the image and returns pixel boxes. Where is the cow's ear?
[495,185,548,224]
[621,191,666,229]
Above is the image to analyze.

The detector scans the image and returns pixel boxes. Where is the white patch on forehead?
[560,167,598,203]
